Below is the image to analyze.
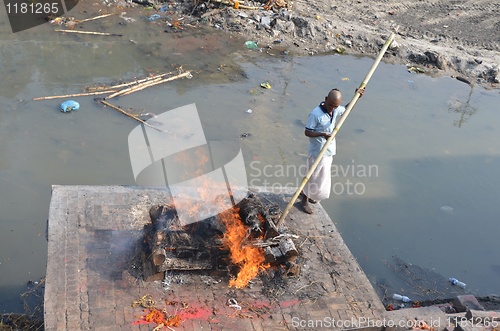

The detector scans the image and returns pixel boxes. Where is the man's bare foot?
[300,191,318,204]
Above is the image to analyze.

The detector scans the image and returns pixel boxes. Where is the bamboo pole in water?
[54,29,123,36]
[99,100,165,132]
[86,71,177,92]
[275,32,396,228]
[106,71,192,99]
[76,13,114,24]
[33,90,117,100]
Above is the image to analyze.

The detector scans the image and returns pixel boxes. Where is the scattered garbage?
[148,14,162,21]
[456,76,471,85]
[260,82,272,89]
[408,66,426,73]
[228,298,242,310]
[341,77,349,81]
[449,278,466,289]
[245,41,258,49]
[60,100,79,113]
[240,132,251,138]
[392,293,412,303]
[261,16,271,28]
[336,47,345,54]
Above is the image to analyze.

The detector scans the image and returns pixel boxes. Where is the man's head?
[324,89,342,112]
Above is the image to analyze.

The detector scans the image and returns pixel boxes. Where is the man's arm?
[305,129,331,138]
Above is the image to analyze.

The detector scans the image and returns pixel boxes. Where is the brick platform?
[44,185,388,330]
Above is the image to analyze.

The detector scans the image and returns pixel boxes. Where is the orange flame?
[219,208,269,288]
[169,148,268,288]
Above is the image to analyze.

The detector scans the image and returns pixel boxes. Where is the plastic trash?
[245,109,253,114]
[159,5,168,12]
[260,82,272,89]
[245,41,258,49]
[449,278,466,289]
[60,100,80,113]
[148,14,161,21]
[440,205,453,214]
[392,294,411,303]
[261,16,271,27]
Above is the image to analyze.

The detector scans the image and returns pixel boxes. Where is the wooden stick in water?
[99,100,164,132]
[33,90,117,101]
[120,72,192,96]
[86,71,177,92]
[106,72,192,99]
[76,13,114,24]
[54,29,123,36]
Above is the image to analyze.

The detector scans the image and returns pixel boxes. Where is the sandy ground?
[192,0,500,88]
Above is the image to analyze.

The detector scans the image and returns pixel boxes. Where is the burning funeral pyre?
[142,193,300,287]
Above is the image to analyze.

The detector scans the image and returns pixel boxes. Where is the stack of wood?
[146,204,225,273]
[142,193,301,281]
[235,193,300,277]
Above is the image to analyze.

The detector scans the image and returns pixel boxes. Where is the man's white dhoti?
[303,155,333,201]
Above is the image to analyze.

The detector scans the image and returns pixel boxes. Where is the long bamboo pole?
[86,71,176,92]
[76,13,114,24]
[33,89,117,100]
[100,100,165,132]
[106,71,192,99]
[275,32,396,228]
[54,29,123,36]
[120,72,192,96]
[106,77,163,99]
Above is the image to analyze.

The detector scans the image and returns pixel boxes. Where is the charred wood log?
[264,246,284,264]
[279,238,298,258]
[236,193,283,239]
[281,261,301,277]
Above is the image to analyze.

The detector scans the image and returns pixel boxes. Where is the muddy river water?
[1,12,499,313]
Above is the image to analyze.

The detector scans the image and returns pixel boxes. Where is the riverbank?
[86,0,500,88]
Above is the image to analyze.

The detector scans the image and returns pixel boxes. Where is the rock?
[465,309,500,324]
[425,50,438,63]
[436,55,447,70]
[274,19,294,33]
[291,16,308,28]
[492,64,500,83]
[280,9,292,21]
[454,295,486,313]
[424,51,447,70]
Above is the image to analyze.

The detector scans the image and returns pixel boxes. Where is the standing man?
[301,88,364,214]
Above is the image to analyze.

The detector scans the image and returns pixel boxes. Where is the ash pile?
[141,193,300,283]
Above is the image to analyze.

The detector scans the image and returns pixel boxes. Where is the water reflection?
[1,19,500,314]
[447,87,478,128]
